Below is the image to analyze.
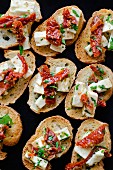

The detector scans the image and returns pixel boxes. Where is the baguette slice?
[0,0,42,49]
[70,119,111,170]
[22,115,73,170]
[75,9,113,64]
[0,105,22,160]
[65,64,113,120]
[27,57,77,114]
[0,50,35,105]
[31,5,85,57]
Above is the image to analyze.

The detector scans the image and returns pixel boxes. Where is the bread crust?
[0,105,23,160]
[71,119,111,170]
[27,57,77,114]
[65,64,113,120]
[0,50,36,105]
[75,9,113,64]
[31,5,85,57]
[22,115,73,170]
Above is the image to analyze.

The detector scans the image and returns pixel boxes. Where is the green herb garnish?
[84,110,91,114]
[62,39,66,45]
[55,141,59,148]
[0,114,13,126]
[43,79,50,83]
[49,85,58,89]
[38,148,45,158]
[90,86,97,91]
[91,97,97,107]
[98,67,104,74]
[67,107,71,110]
[0,14,3,17]
[61,145,65,151]
[75,84,80,90]
[98,85,107,90]
[71,24,78,31]
[48,136,53,141]
[19,45,23,55]
[72,9,79,17]
[106,14,113,25]
[4,24,6,28]
[96,46,102,52]
[50,72,55,76]
[42,95,45,99]
[40,38,43,41]
[108,37,113,50]
[60,24,65,34]
[49,95,55,99]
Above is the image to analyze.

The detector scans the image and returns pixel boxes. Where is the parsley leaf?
[0,114,13,126]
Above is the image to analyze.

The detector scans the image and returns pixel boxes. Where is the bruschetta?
[0,0,42,50]
[22,115,73,170]
[65,64,113,120]
[75,9,113,64]
[27,57,77,114]
[0,50,35,105]
[31,5,85,57]
[0,105,22,160]
[65,119,111,170]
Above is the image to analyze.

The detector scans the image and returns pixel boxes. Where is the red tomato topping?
[90,65,105,76]
[88,73,98,85]
[43,68,69,88]
[0,124,9,140]
[81,93,93,110]
[63,8,78,28]
[90,16,103,58]
[38,65,50,81]
[46,18,62,46]
[0,54,28,96]
[76,124,106,148]
[97,99,106,107]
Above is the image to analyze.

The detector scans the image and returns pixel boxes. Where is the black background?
[0,0,113,170]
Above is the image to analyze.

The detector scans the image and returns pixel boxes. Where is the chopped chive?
[19,45,23,55]
[72,9,79,17]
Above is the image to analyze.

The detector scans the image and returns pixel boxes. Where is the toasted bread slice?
[0,105,22,160]
[0,0,42,49]
[27,57,77,114]
[70,119,111,170]
[75,9,113,64]
[0,50,35,105]
[65,64,113,120]
[22,115,73,170]
[31,5,85,57]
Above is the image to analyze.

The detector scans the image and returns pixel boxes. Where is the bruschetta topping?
[0,124,9,141]
[76,124,106,148]
[90,16,103,58]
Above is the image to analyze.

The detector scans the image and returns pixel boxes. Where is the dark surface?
[0,0,113,170]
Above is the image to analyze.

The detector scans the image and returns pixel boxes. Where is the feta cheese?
[74,145,92,159]
[23,36,30,50]
[35,95,46,109]
[0,63,11,73]
[72,82,86,107]
[23,68,33,79]
[55,67,66,73]
[89,78,112,93]
[32,136,45,148]
[56,15,63,25]
[86,149,105,166]
[63,29,75,40]
[67,28,76,34]
[25,151,48,170]
[34,84,44,95]
[57,78,70,92]
[55,127,71,140]
[70,8,81,22]
[84,44,93,56]
[36,73,42,86]
[108,31,113,50]
[82,90,98,117]
[101,35,108,47]
[11,55,23,73]
[103,21,113,32]
[34,31,50,46]
[50,44,66,53]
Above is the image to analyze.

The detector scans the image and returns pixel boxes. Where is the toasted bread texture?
[22,115,73,170]
[31,5,85,57]
[65,64,113,120]
[71,119,111,170]
[27,57,77,114]
[0,105,23,160]
[0,50,35,105]
[0,0,42,49]
[75,9,113,64]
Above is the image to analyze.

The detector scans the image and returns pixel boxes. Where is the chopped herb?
[55,141,59,148]
[40,38,43,41]
[75,84,80,90]
[37,160,41,166]
[48,136,53,141]
[0,114,13,126]
[42,95,45,99]
[38,148,45,158]
[22,14,28,18]
[91,97,97,107]
[84,109,91,114]
[89,48,92,52]
[72,9,79,17]
[98,85,106,90]
[106,14,113,25]
[49,85,58,89]
[43,79,50,83]
[77,154,82,161]
[101,149,105,153]
[71,24,78,31]
[43,128,46,134]
[50,72,55,76]
[96,46,102,52]
[98,67,104,74]
[0,14,3,17]
[49,95,55,99]
[108,37,113,50]
[91,36,96,40]
[19,45,23,55]
[100,75,103,80]
[90,86,97,91]
[60,24,65,34]
[4,79,9,84]
[62,39,66,45]
[4,24,6,28]
[61,145,65,151]
[67,107,71,110]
